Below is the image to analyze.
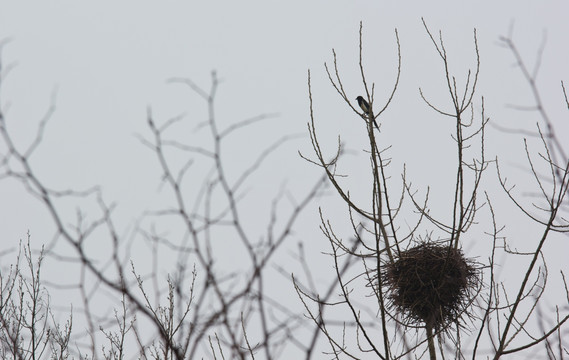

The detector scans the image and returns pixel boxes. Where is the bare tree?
[0,233,73,360]
[0,53,327,357]
[295,20,569,359]
[1,20,568,360]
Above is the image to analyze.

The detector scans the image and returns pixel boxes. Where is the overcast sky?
[0,0,566,239]
[0,1,568,358]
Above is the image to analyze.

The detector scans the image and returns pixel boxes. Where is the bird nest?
[382,242,479,331]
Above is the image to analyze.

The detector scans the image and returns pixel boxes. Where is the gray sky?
[0,1,568,358]
[1,0,566,238]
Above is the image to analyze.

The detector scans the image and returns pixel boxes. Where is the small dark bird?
[356,96,370,114]
[356,96,379,130]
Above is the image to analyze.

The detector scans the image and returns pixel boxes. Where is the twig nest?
[382,242,479,330]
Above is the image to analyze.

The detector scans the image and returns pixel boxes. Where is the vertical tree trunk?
[426,324,437,360]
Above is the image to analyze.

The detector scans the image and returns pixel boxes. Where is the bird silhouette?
[356,96,379,130]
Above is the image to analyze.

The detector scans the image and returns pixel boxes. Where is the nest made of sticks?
[382,242,479,330]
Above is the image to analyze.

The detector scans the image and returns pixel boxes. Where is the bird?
[356,96,379,130]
